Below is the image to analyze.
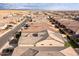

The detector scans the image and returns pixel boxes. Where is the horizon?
[0,3,79,10]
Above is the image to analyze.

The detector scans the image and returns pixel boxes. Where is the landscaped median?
[64,34,79,48]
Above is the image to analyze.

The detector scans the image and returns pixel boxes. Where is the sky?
[0,3,79,10]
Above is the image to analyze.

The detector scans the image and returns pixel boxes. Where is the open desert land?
[0,10,28,35]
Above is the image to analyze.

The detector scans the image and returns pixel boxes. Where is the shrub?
[64,42,71,47]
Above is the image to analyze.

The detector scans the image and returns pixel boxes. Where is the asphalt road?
[0,17,27,49]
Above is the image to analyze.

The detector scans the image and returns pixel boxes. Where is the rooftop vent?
[32,33,38,37]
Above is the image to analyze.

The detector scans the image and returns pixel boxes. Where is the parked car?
[15,31,21,39]
[1,47,14,56]
[73,16,79,21]
[7,24,13,29]
[23,24,30,29]
[9,38,18,47]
